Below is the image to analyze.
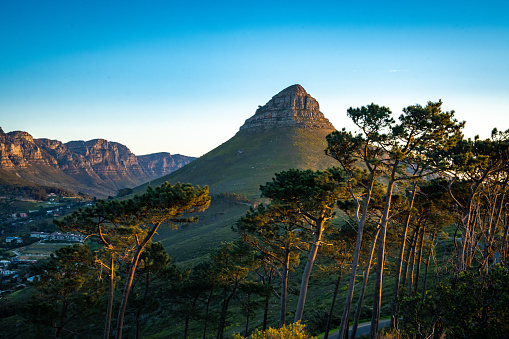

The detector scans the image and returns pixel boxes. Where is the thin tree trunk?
[338,178,375,339]
[390,180,417,329]
[481,183,506,270]
[421,233,435,300]
[324,269,343,339]
[414,227,425,293]
[351,227,380,339]
[116,223,162,339]
[294,218,325,322]
[406,224,420,296]
[217,287,237,339]
[502,216,509,262]
[135,269,151,339]
[370,167,397,339]
[184,295,198,339]
[104,254,114,339]
[244,293,251,337]
[55,300,68,338]
[280,249,290,327]
[202,290,213,339]
[263,272,273,330]
[400,231,414,290]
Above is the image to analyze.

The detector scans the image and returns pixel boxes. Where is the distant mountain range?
[0,129,195,198]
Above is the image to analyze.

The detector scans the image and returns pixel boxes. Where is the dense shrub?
[399,263,509,338]
[232,322,316,339]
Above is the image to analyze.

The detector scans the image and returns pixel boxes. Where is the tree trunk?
[184,296,198,339]
[414,227,425,293]
[263,272,273,330]
[244,293,251,337]
[280,249,290,327]
[401,225,419,291]
[294,218,325,322]
[55,300,68,338]
[202,290,213,339]
[116,223,162,339]
[217,286,237,339]
[481,183,506,270]
[421,233,435,300]
[390,180,417,329]
[136,268,151,339]
[406,224,420,297]
[501,216,509,262]
[324,269,343,339]
[338,178,375,339]
[104,254,114,339]
[351,227,380,339]
[370,167,397,339]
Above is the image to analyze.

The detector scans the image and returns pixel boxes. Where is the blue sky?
[1,1,508,156]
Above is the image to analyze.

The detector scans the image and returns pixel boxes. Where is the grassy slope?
[153,196,250,266]
[135,127,338,200]
[0,165,110,198]
[16,165,113,197]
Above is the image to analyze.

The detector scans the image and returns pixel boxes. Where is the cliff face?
[0,129,194,197]
[0,129,53,168]
[137,152,196,178]
[64,139,147,188]
[239,84,335,132]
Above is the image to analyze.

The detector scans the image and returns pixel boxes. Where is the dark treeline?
[4,101,509,338]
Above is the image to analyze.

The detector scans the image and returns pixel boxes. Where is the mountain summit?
[239,84,334,131]
[137,84,338,199]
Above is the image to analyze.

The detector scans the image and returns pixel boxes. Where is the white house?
[5,236,23,244]
[30,232,51,239]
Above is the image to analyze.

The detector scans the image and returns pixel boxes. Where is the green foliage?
[232,321,316,339]
[260,168,344,215]
[116,187,133,197]
[57,182,210,249]
[23,244,103,337]
[400,264,509,338]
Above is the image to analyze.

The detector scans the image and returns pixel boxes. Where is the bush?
[232,322,316,339]
[399,263,509,338]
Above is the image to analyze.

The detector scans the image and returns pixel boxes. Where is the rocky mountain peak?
[239,84,335,132]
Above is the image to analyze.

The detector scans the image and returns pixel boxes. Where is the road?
[322,319,391,339]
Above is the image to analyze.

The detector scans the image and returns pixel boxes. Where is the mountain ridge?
[0,128,195,198]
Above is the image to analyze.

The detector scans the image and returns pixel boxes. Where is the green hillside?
[136,126,338,200]
[152,194,251,266]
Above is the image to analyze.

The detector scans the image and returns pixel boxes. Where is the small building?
[0,260,10,267]
[5,236,23,244]
[11,258,37,266]
[0,270,16,276]
[19,213,28,218]
[30,232,51,239]
[49,232,84,243]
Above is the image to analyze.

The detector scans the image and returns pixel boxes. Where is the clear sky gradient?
[1,1,508,156]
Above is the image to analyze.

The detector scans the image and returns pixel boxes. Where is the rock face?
[0,128,51,168]
[239,84,335,132]
[138,152,196,179]
[0,128,195,197]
